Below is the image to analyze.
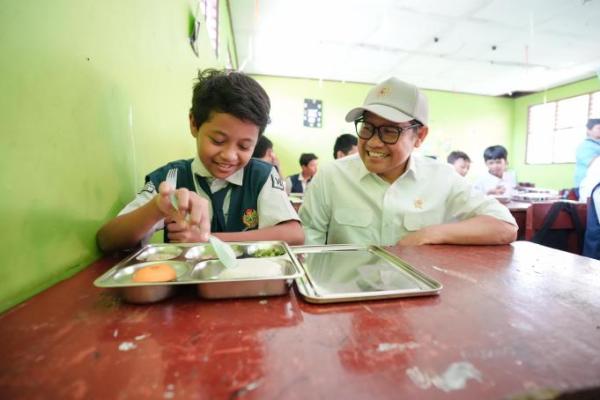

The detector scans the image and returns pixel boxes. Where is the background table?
[1,242,600,399]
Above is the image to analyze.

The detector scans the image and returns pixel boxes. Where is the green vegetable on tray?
[253,247,285,257]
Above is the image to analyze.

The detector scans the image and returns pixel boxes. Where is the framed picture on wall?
[303,99,322,128]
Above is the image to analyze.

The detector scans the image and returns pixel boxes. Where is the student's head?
[483,145,508,178]
[333,134,358,159]
[587,118,600,140]
[447,151,471,177]
[252,135,276,163]
[345,77,429,183]
[299,153,318,178]
[189,69,271,179]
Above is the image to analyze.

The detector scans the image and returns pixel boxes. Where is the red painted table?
[1,242,600,399]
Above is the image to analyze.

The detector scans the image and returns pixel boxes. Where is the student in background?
[579,156,600,202]
[333,133,358,159]
[286,153,318,194]
[299,76,517,246]
[583,180,600,259]
[473,145,517,196]
[447,150,471,177]
[252,135,281,172]
[574,118,600,193]
[97,69,304,252]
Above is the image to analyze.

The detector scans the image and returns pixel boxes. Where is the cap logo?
[377,86,392,98]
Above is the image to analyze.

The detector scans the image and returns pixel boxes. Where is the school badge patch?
[271,173,285,191]
[242,208,258,229]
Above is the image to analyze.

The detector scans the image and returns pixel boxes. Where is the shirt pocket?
[333,208,373,227]
[403,212,438,232]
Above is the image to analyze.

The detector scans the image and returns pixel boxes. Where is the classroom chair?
[525,201,587,255]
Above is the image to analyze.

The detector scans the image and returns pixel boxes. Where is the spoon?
[208,236,238,269]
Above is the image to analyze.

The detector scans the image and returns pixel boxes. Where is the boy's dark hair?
[191,69,271,134]
[483,145,508,161]
[587,118,600,130]
[333,134,358,159]
[252,135,273,158]
[299,153,318,166]
[447,150,471,164]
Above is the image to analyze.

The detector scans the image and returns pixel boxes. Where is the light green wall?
[512,77,600,189]
[253,76,513,180]
[0,0,235,312]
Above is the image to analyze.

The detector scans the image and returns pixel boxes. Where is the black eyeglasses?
[354,118,421,145]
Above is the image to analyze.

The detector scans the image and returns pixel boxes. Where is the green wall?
[0,0,235,312]
[512,77,600,189]
[253,76,513,181]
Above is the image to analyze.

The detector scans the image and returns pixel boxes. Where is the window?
[200,0,219,57]
[526,91,600,164]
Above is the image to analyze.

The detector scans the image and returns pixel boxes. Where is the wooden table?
[2,242,600,399]
[506,201,532,240]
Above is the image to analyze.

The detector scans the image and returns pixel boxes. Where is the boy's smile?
[190,112,259,180]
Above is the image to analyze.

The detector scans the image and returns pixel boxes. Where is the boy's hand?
[156,183,211,242]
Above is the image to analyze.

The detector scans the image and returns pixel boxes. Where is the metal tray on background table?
[291,245,442,304]
[93,241,303,303]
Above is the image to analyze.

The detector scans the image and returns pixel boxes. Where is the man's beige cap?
[345,77,428,126]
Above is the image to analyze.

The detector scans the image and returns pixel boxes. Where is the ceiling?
[229,0,600,96]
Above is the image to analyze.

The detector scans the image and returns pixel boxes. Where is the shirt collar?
[357,154,419,183]
[191,156,244,186]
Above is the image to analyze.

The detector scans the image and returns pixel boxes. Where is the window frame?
[525,90,600,165]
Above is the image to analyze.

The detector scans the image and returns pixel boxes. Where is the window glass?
[526,91,599,164]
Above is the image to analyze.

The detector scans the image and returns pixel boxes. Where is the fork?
[166,168,179,211]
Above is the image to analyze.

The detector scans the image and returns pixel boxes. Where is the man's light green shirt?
[299,154,516,245]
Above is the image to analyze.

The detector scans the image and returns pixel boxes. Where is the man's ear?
[413,126,429,148]
[189,113,198,137]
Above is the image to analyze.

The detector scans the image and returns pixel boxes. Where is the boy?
[333,133,358,159]
[299,77,517,246]
[447,150,471,177]
[286,153,318,194]
[252,135,281,171]
[97,69,304,252]
[473,145,517,196]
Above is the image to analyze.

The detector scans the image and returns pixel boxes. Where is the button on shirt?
[299,154,517,246]
[119,157,299,245]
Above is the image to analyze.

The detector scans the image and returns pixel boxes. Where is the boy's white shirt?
[473,170,517,196]
[118,156,299,245]
[579,157,600,202]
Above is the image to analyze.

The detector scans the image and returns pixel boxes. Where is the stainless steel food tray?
[93,241,303,303]
[291,245,442,304]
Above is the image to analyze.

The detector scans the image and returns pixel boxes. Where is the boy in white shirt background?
[473,145,517,197]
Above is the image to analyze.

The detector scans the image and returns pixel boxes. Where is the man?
[574,118,600,192]
[286,153,318,194]
[333,133,358,159]
[299,77,517,246]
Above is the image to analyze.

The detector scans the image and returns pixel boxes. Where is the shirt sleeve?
[257,167,300,228]
[445,175,517,225]
[117,181,165,245]
[298,170,330,245]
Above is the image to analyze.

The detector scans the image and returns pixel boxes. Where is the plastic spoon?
[208,236,238,269]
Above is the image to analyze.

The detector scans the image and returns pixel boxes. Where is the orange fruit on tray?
[132,264,177,283]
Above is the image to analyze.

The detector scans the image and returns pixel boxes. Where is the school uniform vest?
[289,173,304,193]
[145,158,272,241]
[583,182,600,259]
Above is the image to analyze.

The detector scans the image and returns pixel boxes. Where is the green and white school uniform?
[119,157,298,244]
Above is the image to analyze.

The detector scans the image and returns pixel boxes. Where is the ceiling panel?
[230,0,600,96]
